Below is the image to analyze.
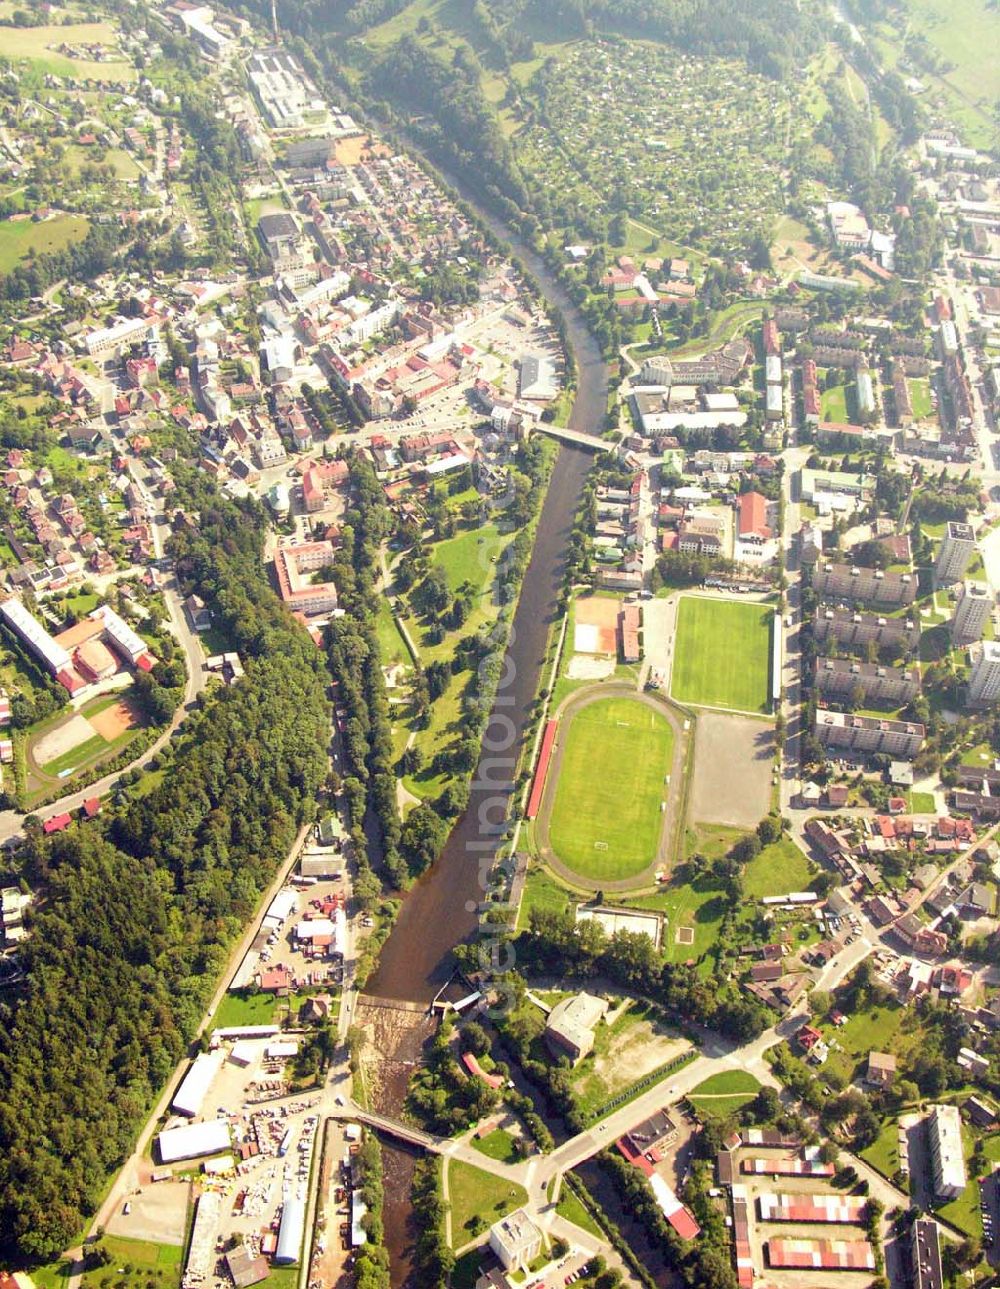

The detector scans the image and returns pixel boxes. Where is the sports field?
[672,597,772,713]
[548,696,672,881]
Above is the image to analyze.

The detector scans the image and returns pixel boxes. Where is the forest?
[0,483,330,1259]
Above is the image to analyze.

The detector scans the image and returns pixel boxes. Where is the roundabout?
[532,682,691,892]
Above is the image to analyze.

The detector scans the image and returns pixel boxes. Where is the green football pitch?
[671,596,773,713]
[547,696,673,881]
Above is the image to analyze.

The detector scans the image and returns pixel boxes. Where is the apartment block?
[951,580,994,646]
[910,1219,943,1289]
[927,1104,966,1200]
[814,658,919,705]
[813,604,918,652]
[968,640,1000,705]
[812,563,915,606]
[934,521,977,588]
[815,710,924,758]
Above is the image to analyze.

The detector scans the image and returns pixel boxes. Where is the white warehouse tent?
[157,1119,231,1164]
[171,1051,223,1118]
[275,1194,306,1263]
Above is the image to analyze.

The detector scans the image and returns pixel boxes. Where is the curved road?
[0,465,207,842]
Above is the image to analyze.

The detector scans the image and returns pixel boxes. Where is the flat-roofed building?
[766,1238,874,1271]
[757,1193,867,1224]
[814,657,919,705]
[813,604,918,652]
[935,521,978,588]
[927,1103,966,1200]
[812,563,915,606]
[815,710,924,758]
[157,1119,230,1164]
[968,640,1000,704]
[952,580,993,645]
[488,1209,542,1271]
[911,1218,943,1289]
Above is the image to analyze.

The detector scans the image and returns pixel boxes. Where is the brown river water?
[362,193,609,1286]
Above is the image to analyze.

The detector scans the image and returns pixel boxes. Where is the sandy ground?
[90,696,140,740]
[311,1119,355,1289]
[33,712,94,764]
[576,1005,688,1108]
[575,593,620,655]
[105,1178,190,1244]
[566,654,615,680]
[690,712,774,828]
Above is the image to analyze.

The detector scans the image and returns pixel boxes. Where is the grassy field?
[672,597,773,713]
[890,0,1000,146]
[688,1070,760,1118]
[0,19,136,79]
[0,214,90,273]
[935,1124,984,1238]
[515,867,561,925]
[375,597,408,668]
[624,873,728,963]
[820,382,852,424]
[909,377,933,419]
[80,1237,182,1289]
[743,837,817,899]
[547,696,673,881]
[210,988,280,1029]
[398,520,513,799]
[471,1128,520,1164]
[565,999,687,1119]
[446,1159,528,1244]
[861,1118,901,1179]
[908,789,937,814]
[41,731,106,776]
[556,1180,605,1239]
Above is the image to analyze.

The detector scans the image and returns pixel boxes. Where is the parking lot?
[729,1149,877,1289]
[111,1038,324,1270]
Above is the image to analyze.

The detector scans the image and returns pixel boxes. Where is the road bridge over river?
[534,422,618,452]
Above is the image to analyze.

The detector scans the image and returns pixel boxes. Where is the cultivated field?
[672,596,773,713]
[547,695,673,882]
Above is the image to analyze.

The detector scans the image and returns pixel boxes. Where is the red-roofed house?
[81,797,101,819]
[43,812,72,835]
[259,965,293,994]
[737,491,772,543]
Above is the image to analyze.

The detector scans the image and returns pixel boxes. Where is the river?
[364,186,610,1286]
[367,215,608,1005]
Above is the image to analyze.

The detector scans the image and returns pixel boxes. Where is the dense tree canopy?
[0,485,329,1259]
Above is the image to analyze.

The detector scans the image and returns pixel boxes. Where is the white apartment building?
[951,579,993,645]
[968,640,1000,704]
[934,521,977,588]
[927,1104,966,1200]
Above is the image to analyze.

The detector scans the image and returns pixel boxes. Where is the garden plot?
[514,43,791,254]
